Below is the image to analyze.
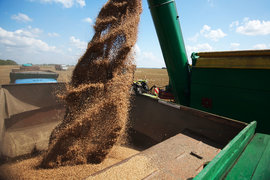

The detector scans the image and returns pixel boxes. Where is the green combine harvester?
[148,0,270,133]
[147,0,270,178]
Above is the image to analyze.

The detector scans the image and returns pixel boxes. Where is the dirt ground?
[0,65,169,88]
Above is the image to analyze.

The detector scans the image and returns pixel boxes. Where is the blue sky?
[0,0,269,67]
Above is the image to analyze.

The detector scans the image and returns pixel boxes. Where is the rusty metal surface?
[129,95,246,146]
[0,83,65,159]
[1,107,65,158]
[87,132,221,179]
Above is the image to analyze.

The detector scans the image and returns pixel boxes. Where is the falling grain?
[40,0,142,168]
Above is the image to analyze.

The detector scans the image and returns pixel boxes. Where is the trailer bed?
[88,132,221,179]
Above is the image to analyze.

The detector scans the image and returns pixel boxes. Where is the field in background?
[0,66,169,88]
[134,68,169,88]
[0,65,19,85]
[39,66,74,83]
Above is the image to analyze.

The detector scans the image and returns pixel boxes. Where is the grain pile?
[41,0,142,168]
[0,146,139,180]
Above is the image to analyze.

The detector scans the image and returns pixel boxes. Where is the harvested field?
[0,66,169,87]
[40,66,74,83]
[134,68,168,88]
[0,65,19,85]
[0,65,73,85]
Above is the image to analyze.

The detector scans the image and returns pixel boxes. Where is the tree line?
[0,59,18,65]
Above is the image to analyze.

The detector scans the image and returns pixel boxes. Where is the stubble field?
[0,65,169,88]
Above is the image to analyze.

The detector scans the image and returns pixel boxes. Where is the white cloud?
[48,32,60,37]
[188,33,199,43]
[233,18,270,36]
[13,26,42,38]
[253,44,268,49]
[0,27,56,52]
[200,25,227,41]
[31,0,85,8]
[186,43,213,64]
[83,17,93,24]
[0,27,68,64]
[76,0,85,7]
[0,39,16,46]
[142,52,156,61]
[189,25,227,42]
[45,0,73,8]
[70,36,87,50]
[230,43,240,50]
[200,25,211,34]
[230,21,239,29]
[0,28,83,65]
[186,43,213,54]
[134,45,165,68]
[11,13,32,23]
[134,44,141,55]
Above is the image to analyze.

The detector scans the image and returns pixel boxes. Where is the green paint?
[225,133,270,179]
[146,1,270,177]
[190,68,270,133]
[194,121,256,180]
[251,136,270,180]
[147,0,190,106]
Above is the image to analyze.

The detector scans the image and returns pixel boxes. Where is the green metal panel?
[194,121,257,180]
[147,0,190,106]
[252,139,270,180]
[190,68,270,133]
[225,133,270,179]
